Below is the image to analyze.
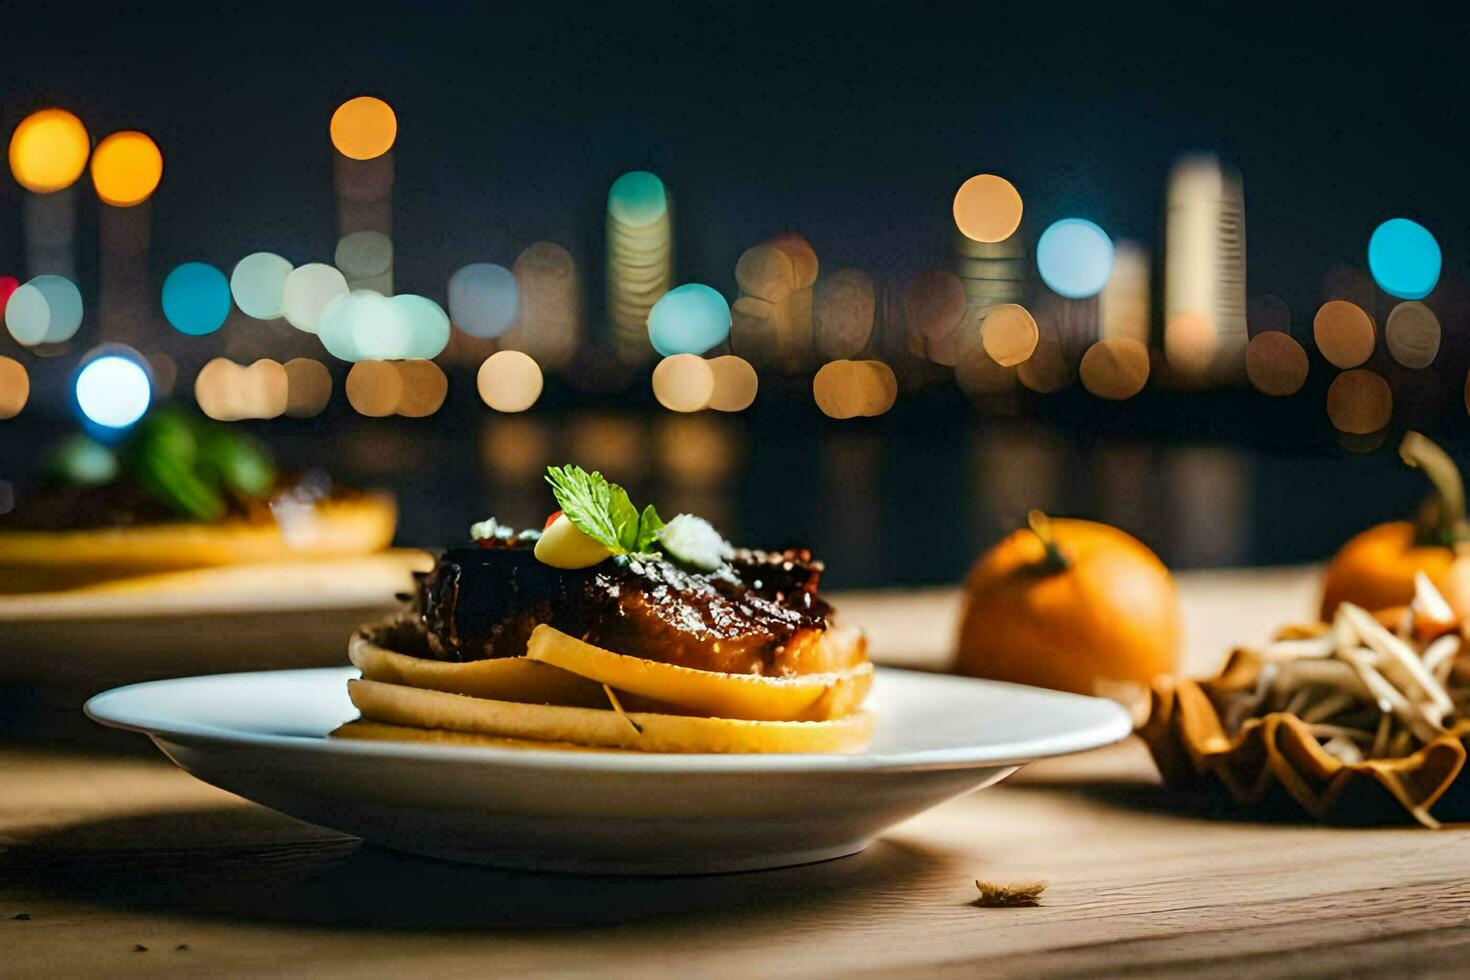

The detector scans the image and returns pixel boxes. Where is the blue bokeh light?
[4,275,84,346]
[1036,218,1115,299]
[1368,218,1440,301]
[448,263,519,338]
[162,262,231,335]
[607,171,668,226]
[32,275,84,344]
[75,353,151,428]
[393,294,451,359]
[647,283,731,356]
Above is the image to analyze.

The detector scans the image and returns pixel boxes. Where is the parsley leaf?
[607,484,642,553]
[545,465,620,551]
[635,504,665,552]
[544,466,672,558]
[545,465,634,554]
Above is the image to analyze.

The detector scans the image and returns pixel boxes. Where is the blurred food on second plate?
[0,411,431,716]
[0,408,414,594]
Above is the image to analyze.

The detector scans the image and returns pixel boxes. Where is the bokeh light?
[955,327,1019,397]
[1036,218,1114,299]
[647,283,731,356]
[335,230,392,283]
[75,352,150,428]
[980,303,1039,367]
[195,358,288,421]
[1016,324,1071,394]
[449,262,519,338]
[9,108,90,193]
[735,244,797,302]
[1313,300,1375,369]
[231,252,293,319]
[607,172,673,364]
[607,170,668,226]
[282,263,349,333]
[706,355,759,411]
[162,262,231,335]
[813,268,875,359]
[394,359,448,417]
[0,276,18,318]
[652,354,715,412]
[1326,368,1392,434]
[904,270,966,364]
[320,289,398,361]
[768,233,818,287]
[1245,331,1309,396]
[89,130,163,207]
[656,415,740,487]
[952,174,1023,243]
[345,360,402,417]
[392,294,451,360]
[348,290,414,361]
[5,275,84,346]
[1384,301,1440,369]
[146,353,178,397]
[330,96,397,161]
[477,350,543,412]
[1367,218,1440,300]
[1101,241,1151,344]
[568,415,642,478]
[0,356,29,419]
[954,230,1027,319]
[502,241,582,370]
[1079,337,1150,400]
[813,360,898,418]
[192,359,233,420]
[1163,311,1217,378]
[283,358,332,417]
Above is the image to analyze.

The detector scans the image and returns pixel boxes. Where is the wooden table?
[5,567,1469,978]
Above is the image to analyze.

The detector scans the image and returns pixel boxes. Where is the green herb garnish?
[122,409,278,521]
[635,504,665,552]
[545,464,665,556]
[44,435,119,486]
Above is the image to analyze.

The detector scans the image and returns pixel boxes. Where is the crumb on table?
[974,879,1047,907]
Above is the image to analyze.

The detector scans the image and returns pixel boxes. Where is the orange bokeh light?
[0,356,29,418]
[9,108,90,193]
[90,130,163,207]
[952,174,1023,244]
[330,97,397,161]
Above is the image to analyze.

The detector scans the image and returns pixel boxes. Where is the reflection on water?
[0,382,1454,589]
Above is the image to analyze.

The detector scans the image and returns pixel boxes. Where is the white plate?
[86,666,1131,874]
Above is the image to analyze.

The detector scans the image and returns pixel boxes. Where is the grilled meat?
[400,541,862,676]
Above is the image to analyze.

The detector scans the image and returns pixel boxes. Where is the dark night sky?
[2,3,1466,320]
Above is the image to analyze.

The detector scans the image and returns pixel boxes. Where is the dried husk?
[1141,649,1470,827]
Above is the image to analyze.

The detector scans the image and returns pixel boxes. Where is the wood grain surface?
[4,567,1467,978]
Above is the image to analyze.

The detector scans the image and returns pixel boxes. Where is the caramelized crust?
[405,544,860,676]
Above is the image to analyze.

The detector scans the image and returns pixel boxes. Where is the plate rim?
[85,665,1133,774]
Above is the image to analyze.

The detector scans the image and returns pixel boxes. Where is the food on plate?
[1142,573,1470,826]
[953,510,1180,710]
[335,464,873,752]
[1321,431,1469,619]
[0,409,408,594]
